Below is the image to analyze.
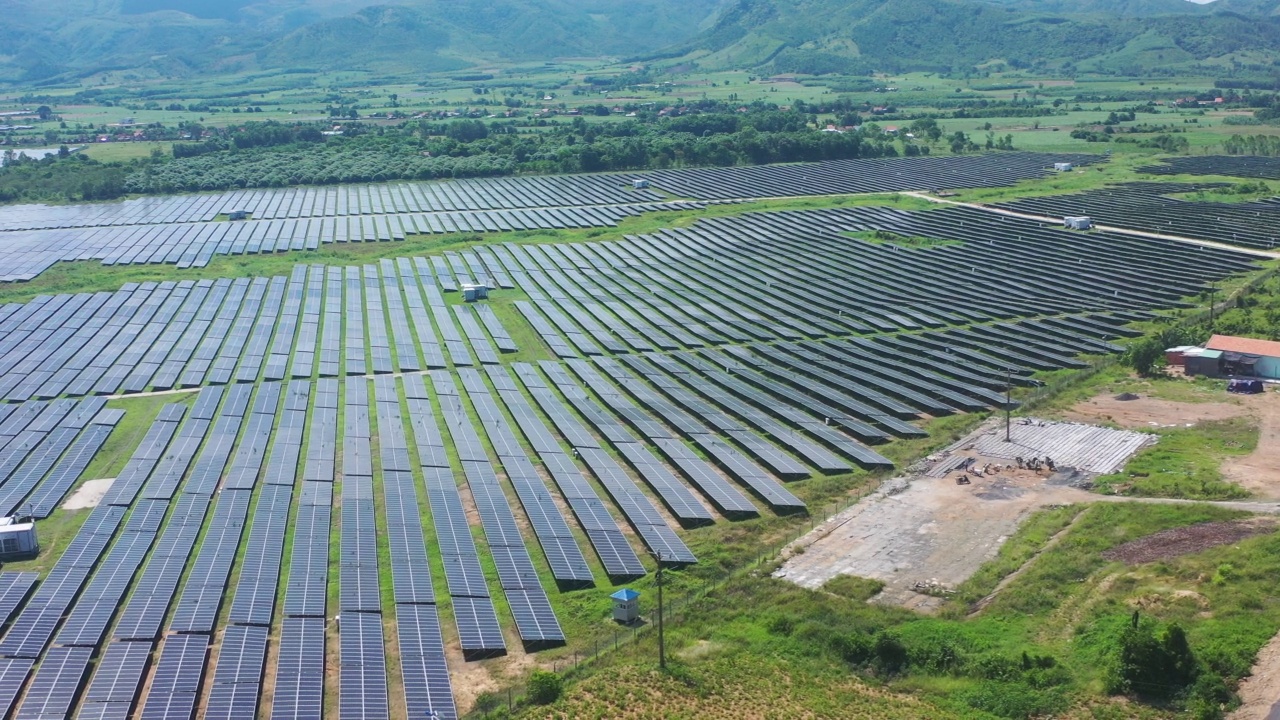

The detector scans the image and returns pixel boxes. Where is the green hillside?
[6,0,1280,84]
[672,0,1280,75]
[0,0,726,83]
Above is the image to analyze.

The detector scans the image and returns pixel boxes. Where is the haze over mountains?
[5,0,1280,83]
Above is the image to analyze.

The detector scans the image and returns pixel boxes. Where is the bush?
[822,575,885,602]
[872,631,908,674]
[526,670,562,705]
[960,681,1069,718]
[829,632,873,664]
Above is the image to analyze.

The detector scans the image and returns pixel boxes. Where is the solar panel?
[0,658,33,718]
[146,634,208,697]
[16,645,91,720]
[272,617,325,720]
[451,596,505,654]
[0,573,36,627]
[338,612,389,720]
[84,641,150,704]
[396,604,457,720]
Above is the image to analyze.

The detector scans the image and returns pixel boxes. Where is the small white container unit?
[0,516,38,558]
[1064,216,1092,230]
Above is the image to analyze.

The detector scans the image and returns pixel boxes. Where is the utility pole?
[1004,368,1012,442]
[1208,284,1218,330]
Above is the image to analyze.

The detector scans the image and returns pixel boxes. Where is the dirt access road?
[1066,390,1280,499]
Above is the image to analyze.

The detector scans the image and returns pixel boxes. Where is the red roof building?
[1206,334,1280,357]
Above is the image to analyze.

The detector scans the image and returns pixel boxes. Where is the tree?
[36,105,52,121]
[1106,616,1199,699]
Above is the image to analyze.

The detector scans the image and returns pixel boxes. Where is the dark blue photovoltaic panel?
[84,641,150,704]
[339,612,389,720]
[15,645,91,720]
[396,604,457,720]
[0,658,33,719]
[271,617,324,720]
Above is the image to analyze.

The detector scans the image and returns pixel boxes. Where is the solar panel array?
[0,153,1094,283]
[993,182,1280,251]
[0,152,1270,720]
[0,202,701,282]
[437,371,565,644]
[403,374,506,656]
[0,257,522,402]
[339,380,390,717]
[468,367,592,585]
[0,396,121,520]
[498,365,646,577]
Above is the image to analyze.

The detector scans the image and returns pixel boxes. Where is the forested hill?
[673,0,1280,76]
[6,0,1280,84]
[1,0,726,84]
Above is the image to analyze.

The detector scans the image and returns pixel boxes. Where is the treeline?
[126,146,515,193]
[1222,134,1280,157]
[0,105,980,201]
[0,152,132,203]
[135,125,903,192]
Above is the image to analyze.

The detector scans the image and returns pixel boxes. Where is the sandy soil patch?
[1064,394,1247,429]
[1101,517,1276,565]
[446,640,539,714]
[1223,392,1280,498]
[61,478,114,510]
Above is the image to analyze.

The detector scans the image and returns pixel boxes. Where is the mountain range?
[4,0,1280,85]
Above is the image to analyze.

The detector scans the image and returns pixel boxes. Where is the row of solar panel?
[0,172,669,231]
[0,255,519,403]
[0,202,700,283]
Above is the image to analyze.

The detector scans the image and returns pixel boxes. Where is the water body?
[0,146,83,166]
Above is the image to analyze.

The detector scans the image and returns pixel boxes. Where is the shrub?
[872,631,908,674]
[829,632,873,664]
[527,670,563,705]
[1105,616,1199,699]
[960,681,1069,718]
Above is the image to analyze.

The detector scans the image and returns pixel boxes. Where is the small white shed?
[0,516,38,558]
[1053,162,1074,172]
[632,179,650,189]
[461,283,489,302]
[611,588,640,623]
[1064,216,1092,230]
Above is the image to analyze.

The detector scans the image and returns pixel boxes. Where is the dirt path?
[1223,393,1280,499]
[1231,630,1280,720]
[1063,394,1247,429]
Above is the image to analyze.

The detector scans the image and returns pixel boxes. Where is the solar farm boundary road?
[900,191,1280,261]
